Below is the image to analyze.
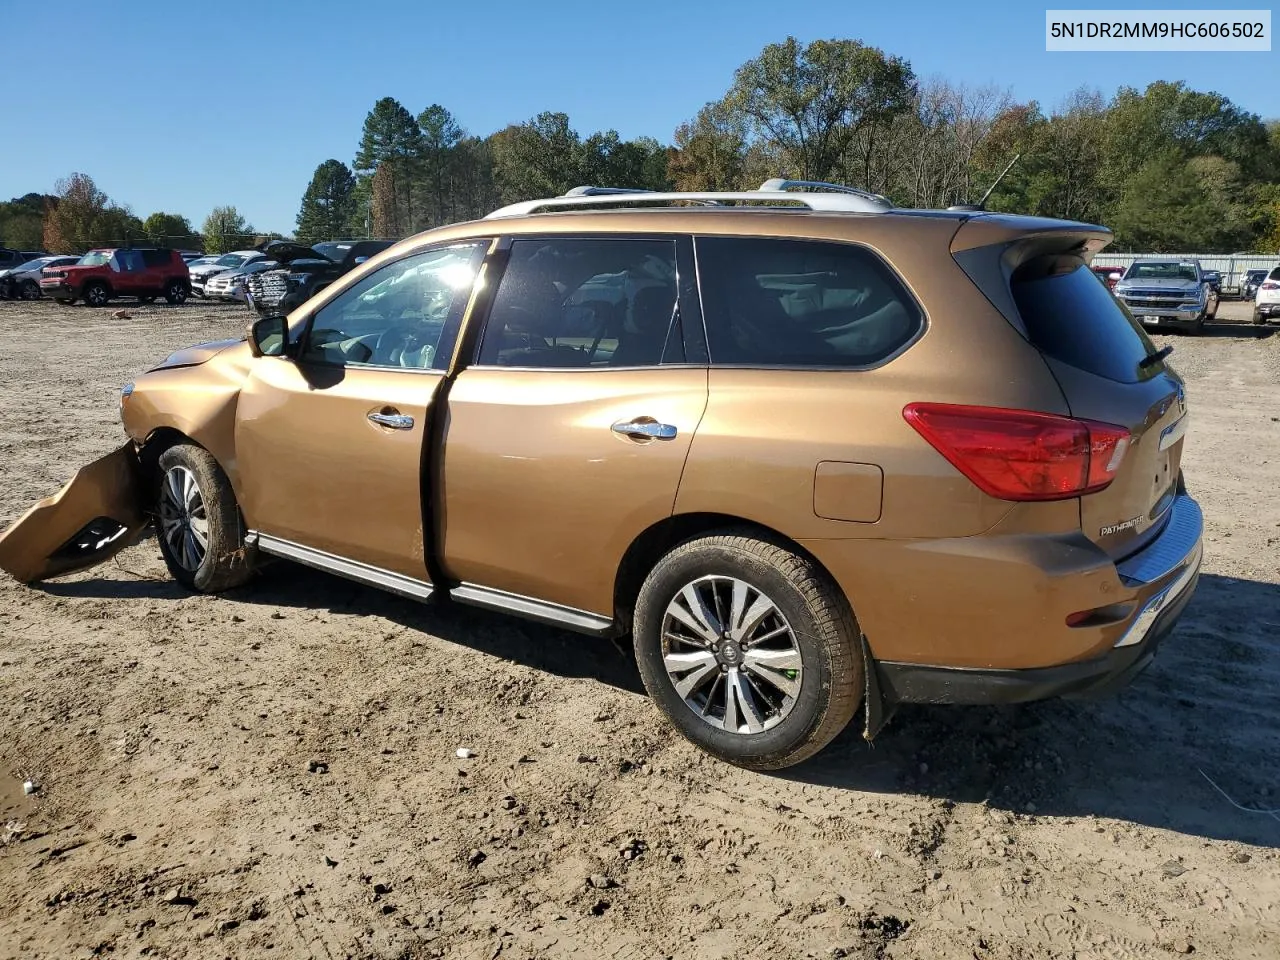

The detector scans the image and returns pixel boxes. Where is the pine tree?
[295,160,358,242]
[354,98,424,233]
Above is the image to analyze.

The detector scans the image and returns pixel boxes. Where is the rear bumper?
[874,494,1204,705]
[1256,300,1280,317]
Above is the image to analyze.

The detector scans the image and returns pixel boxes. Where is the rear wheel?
[633,532,862,770]
[83,282,109,307]
[19,280,40,300]
[1255,309,1267,325]
[155,444,253,592]
[164,280,188,305]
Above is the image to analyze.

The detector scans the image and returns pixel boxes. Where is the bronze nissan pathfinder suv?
[0,180,1203,770]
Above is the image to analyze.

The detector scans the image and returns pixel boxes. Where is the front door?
[234,241,488,582]
[440,235,708,619]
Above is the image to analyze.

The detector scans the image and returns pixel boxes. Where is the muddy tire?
[155,443,252,593]
[83,281,110,307]
[632,531,862,770]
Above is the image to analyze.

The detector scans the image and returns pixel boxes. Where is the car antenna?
[947,153,1021,212]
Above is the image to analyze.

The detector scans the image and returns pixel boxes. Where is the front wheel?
[164,280,188,305]
[155,443,253,592]
[633,532,862,770]
[83,282,109,307]
[19,280,41,300]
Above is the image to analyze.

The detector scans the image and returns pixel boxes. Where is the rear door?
[438,234,708,621]
[110,249,147,294]
[1009,254,1186,559]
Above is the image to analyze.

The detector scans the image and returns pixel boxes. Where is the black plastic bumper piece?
[875,566,1199,706]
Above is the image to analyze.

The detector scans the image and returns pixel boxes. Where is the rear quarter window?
[1011,256,1161,384]
[694,236,923,367]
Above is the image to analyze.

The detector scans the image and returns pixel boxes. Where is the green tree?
[295,159,358,242]
[143,212,200,249]
[725,37,916,183]
[418,104,464,227]
[669,102,749,191]
[491,112,585,203]
[202,205,253,254]
[354,97,425,232]
[0,193,52,248]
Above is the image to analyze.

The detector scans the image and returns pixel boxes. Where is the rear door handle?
[368,412,414,430]
[612,419,677,441]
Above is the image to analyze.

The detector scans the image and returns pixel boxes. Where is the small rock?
[380,903,396,915]
[501,797,518,810]
[930,869,943,880]
[1173,939,1194,954]
[1230,852,1251,864]
[230,615,245,623]
[1161,860,1187,878]
[829,949,848,959]
[218,919,239,933]
[456,747,476,760]
[22,780,39,796]
[307,760,329,775]
[594,711,613,722]
[588,898,610,916]
[577,754,598,764]
[270,612,285,620]
[587,874,614,890]
[161,888,197,907]
[324,856,338,868]
[372,882,391,896]
[467,848,486,868]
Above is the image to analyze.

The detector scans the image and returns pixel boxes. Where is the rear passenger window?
[112,250,146,272]
[141,249,170,268]
[1011,256,1160,384]
[478,238,681,368]
[695,237,922,367]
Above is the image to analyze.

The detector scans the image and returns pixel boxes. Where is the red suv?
[40,248,191,307]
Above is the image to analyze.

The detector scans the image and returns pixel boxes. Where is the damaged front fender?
[0,443,149,584]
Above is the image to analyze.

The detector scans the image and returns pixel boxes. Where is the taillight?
[1261,282,1280,290]
[902,403,1130,502]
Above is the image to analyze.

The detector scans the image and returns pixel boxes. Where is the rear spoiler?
[950,215,1114,337]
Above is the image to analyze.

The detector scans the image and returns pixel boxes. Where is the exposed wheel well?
[612,512,845,633]
[138,428,198,491]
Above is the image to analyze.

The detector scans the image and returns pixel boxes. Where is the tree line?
[6,36,1279,255]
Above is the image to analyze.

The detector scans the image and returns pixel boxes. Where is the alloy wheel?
[158,466,208,572]
[660,575,803,734]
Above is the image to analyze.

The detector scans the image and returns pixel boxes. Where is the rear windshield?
[1012,256,1162,384]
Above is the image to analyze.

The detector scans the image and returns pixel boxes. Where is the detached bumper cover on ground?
[0,443,148,583]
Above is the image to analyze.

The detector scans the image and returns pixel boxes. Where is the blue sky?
[3,0,1275,234]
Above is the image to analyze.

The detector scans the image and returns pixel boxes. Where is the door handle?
[368,411,414,430]
[612,419,678,441]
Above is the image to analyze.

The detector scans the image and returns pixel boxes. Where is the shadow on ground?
[41,565,1280,848]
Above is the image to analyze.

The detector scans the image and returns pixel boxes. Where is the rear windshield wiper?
[1139,345,1174,370]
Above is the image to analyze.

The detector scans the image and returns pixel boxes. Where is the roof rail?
[485,183,892,219]
[757,178,890,204]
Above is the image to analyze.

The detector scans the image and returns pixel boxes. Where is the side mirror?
[1108,272,1121,281]
[247,315,288,357]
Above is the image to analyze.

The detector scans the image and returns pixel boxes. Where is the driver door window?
[300,243,487,370]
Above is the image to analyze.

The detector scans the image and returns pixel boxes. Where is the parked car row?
[0,254,78,299]
[1097,258,1280,330]
[39,248,192,306]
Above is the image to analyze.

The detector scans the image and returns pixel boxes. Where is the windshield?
[310,243,349,262]
[215,254,246,267]
[1125,262,1198,282]
[15,258,52,272]
[77,251,112,267]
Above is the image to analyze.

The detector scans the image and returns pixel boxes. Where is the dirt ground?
[1,297,1277,960]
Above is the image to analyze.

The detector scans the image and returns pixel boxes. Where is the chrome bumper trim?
[1113,494,1203,649]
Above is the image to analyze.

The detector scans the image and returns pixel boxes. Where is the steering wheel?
[373,321,435,368]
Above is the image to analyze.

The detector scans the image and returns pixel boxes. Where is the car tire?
[1254,309,1267,325]
[19,280,41,300]
[155,443,253,593]
[83,282,109,307]
[164,280,188,305]
[632,531,863,770]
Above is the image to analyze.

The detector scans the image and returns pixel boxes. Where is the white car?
[189,251,267,298]
[204,260,278,302]
[1253,267,1280,325]
[1,255,79,300]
